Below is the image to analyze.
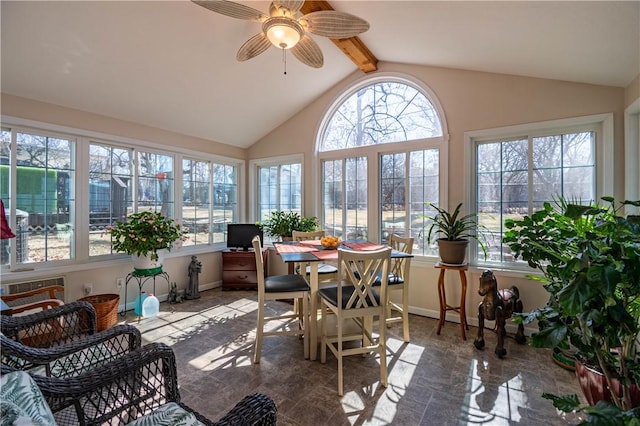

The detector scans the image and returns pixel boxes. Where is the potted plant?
[257,211,319,241]
[106,211,188,272]
[503,197,640,419]
[424,202,487,264]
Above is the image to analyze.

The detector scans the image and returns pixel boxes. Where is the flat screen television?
[227,224,263,251]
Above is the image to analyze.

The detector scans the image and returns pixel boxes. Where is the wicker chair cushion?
[30,342,115,378]
[0,371,57,426]
[125,402,203,426]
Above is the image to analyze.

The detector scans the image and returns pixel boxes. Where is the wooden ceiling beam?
[300,1,378,73]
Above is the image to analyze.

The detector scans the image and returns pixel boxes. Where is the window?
[182,158,211,247]
[1,117,243,271]
[318,75,447,253]
[251,156,303,244]
[257,162,302,220]
[137,151,174,217]
[212,163,237,244]
[1,128,75,265]
[88,143,133,257]
[322,157,368,240]
[380,149,439,256]
[469,114,613,266]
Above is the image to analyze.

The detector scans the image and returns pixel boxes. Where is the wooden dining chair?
[319,247,391,396]
[382,234,414,342]
[252,236,310,363]
[291,230,339,279]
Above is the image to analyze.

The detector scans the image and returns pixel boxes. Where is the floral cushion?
[0,371,57,426]
[125,402,204,426]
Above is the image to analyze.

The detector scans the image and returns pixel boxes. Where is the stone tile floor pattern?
[120,288,585,425]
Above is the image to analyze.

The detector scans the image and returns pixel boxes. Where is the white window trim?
[314,73,450,249]
[464,113,614,268]
[1,115,245,277]
[249,153,304,223]
[625,98,640,208]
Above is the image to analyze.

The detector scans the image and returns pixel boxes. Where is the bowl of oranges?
[320,236,341,249]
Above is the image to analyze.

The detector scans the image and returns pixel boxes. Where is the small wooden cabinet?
[222,249,266,290]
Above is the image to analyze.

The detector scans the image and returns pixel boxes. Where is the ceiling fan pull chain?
[282,47,287,75]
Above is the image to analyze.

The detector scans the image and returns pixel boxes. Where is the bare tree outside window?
[476,131,595,263]
[320,79,444,252]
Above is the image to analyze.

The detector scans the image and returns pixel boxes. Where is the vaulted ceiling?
[2,1,638,148]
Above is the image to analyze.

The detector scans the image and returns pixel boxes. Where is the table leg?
[309,262,319,361]
[436,269,446,335]
[459,270,468,340]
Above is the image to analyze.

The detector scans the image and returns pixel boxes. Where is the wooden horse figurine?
[473,270,526,358]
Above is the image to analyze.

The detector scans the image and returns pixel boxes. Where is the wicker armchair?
[1,324,141,378]
[1,301,97,347]
[1,343,278,426]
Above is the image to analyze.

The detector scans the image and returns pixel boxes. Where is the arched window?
[320,81,442,151]
[317,75,447,256]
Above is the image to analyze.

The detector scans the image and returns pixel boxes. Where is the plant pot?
[437,239,469,264]
[132,251,164,275]
[575,360,640,408]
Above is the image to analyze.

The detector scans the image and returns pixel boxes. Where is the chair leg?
[302,294,309,360]
[386,300,392,328]
[379,314,388,388]
[337,316,344,396]
[253,301,265,364]
[320,301,327,364]
[401,287,410,342]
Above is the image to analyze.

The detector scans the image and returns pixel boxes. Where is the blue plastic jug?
[134,292,148,316]
[142,293,159,318]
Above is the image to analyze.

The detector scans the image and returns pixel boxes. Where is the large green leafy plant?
[257,211,318,239]
[106,211,187,261]
[503,197,640,417]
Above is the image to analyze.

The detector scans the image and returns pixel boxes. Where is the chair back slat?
[292,230,325,241]
[389,234,414,278]
[338,248,391,310]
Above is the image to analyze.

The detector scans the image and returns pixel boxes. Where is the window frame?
[465,113,614,269]
[249,153,304,223]
[316,73,449,255]
[1,115,245,275]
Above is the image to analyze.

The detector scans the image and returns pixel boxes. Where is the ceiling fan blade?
[236,33,271,62]
[270,0,305,15]
[291,35,323,68]
[192,0,268,22]
[300,10,369,38]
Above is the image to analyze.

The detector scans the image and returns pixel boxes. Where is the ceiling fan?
[192,0,370,69]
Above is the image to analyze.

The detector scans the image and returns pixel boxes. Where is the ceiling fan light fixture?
[264,17,303,49]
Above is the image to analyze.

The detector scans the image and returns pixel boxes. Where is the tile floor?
[122,288,584,425]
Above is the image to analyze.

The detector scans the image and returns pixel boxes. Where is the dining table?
[274,240,413,361]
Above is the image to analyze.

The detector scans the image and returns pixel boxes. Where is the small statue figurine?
[185,255,201,300]
[168,282,183,304]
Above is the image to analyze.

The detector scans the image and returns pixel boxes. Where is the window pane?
[213,164,237,244]
[256,162,301,244]
[380,149,439,256]
[183,159,211,247]
[323,160,343,237]
[344,157,367,239]
[89,143,133,257]
[476,130,596,265]
[15,131,75,263]
[410,150,439,256]
[321,81,442,152]
[137,151,174,217]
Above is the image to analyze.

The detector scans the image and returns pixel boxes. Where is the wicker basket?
[78,293,119,331]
